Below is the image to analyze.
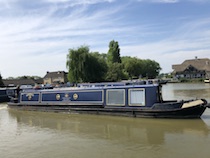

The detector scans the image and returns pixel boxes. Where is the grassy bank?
[179,78,204,83]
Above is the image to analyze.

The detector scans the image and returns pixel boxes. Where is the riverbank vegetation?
[179,78,204,83]
[66,40,161,83]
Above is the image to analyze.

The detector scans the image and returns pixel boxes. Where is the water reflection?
[8,109,210,146]
[3,83,210,158]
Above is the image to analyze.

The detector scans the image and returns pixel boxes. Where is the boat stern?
[181,99,207,109]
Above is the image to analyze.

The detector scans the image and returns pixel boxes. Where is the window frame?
[106,89,125,106]
[128,88,146,106]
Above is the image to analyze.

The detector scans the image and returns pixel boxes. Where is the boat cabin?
[18,84,162,108]
[9,82,209,118]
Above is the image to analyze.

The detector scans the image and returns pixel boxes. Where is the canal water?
[1,83,210,158]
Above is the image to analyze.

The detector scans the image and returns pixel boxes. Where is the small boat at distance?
[204,79,210,83]
[7,82,210,118]
[0,87,16,103]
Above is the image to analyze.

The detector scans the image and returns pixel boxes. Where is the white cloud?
[120,16,210,73]
[1,0,210,78]
[121,42,210,73]
[136,0,210,3]
[152,0,179,3]
[0,0,126,78]
[43,0,115,7]
[136,0,179,3]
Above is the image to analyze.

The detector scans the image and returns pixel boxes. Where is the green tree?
[121,56,143,79]
[66,46,89,83]
[121,57,162,79]
[106,63,124,81]
[107,40,121,64]
[0,73,4,86]
[66,46,108,83]
[66,43,162,83]
[141,59,161,78]
[83,52,108,82]
[106,40,123,81]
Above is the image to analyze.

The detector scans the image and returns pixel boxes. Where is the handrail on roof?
[77,80,162,88]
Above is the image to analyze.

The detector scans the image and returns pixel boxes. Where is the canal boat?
[204,79,210,83]
[7,82,210,118]
[0,87,16,103]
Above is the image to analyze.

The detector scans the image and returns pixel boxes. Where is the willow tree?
[66,46,108,83]
[66,46,89,83]
[86,52,108,82]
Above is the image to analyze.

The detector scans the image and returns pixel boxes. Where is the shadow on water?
[8,109,210,146]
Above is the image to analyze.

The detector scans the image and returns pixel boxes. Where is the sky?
[1,0,210,78]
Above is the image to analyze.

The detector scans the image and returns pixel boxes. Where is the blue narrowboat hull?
[0,96,10,103]
[8,100,208,118]
[7,84,210,118]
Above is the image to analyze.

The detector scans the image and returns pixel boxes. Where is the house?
[172,58,210,79]
[43,71,68,85]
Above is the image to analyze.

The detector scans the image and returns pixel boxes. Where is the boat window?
[129,89,145,106]
[106,89,125,106]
